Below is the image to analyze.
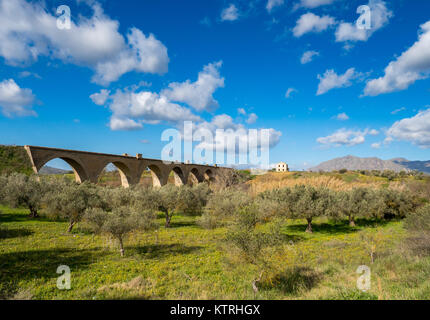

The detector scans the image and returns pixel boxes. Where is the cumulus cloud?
[364,20,430,96]
[295,0,337,9]
[317,68,361,95]
[221,4,239,21]
[335,0,392,43]
[371,142,381,149]
[161,61,224,112]
[300,50,319,64]
[0,79,36,117]
[385,108,430,148]
[0,0,168,85]
[266,0,284,13]
[90,89,110,106]
[293,13,335,37]
[285,87,297,98]
[317,128,378,147]
[193,114,282,154]
[335,112,349,120]
[246,113,258,124]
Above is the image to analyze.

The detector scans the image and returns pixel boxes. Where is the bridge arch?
[37,156,88,183]
[171,166,187,186]
[96,161,133,188]
[147,164,167,187]
[204,168,215,182]
[188,167,203,185]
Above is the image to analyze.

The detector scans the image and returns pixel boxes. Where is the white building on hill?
[276,162,289,172]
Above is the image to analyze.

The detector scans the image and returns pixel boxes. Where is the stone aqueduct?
[24,146,229,188]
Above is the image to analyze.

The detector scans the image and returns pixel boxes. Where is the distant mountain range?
[310,155,430,174]
[39,166,72,175]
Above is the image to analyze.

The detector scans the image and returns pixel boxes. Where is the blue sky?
[0,0,430,170]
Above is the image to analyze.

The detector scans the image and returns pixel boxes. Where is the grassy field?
[1,204,429,300]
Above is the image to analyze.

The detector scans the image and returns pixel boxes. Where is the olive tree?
[2,173,49,218]
[85,206,157,257]
[44,180,103,232]
[226,204,282,297]
[335,188,375,227]
[290,185,332,233]
[199,188,251,229]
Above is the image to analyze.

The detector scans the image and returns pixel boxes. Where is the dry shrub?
[97,276,155,298]
[247,173,380,195]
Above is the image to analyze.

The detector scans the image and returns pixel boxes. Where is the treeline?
[0,172,426,257]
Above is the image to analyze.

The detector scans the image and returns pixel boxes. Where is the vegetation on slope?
[0,145,33,176]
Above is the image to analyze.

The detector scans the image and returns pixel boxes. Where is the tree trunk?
[349,215,356,227]
[119,237,125,257]
[252,271,264,300]
[67,221,75,233]
[305,218,313,233]
[165,213,172,228]
[28,205,39,218]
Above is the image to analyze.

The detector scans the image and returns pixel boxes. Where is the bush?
[380,188,419,219]
[84,206,157,256]
[289,185,332,233]
[199,188,251,229]
[1,173,50,218]
[404,204,430,256]
[335,188,376,227]
[44,180,104,232]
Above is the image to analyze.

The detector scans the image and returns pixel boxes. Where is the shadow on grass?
[0,248,106,298]
[132,243,202,259]
[0,213,53,224]
[0,227,34,239]
[168,220,197,228]
[285,222,358,235]
[260,267,322,294]
[280,233,306,243]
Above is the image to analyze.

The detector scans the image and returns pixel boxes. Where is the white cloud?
[317,128,377,147]
[267,0,284,13]
[336,112,349,121]
[90,89,111,106]
[293,13,335,37]
[369,129,380,136]
[364,20,430,96]
[105,90,200,130]
[237,108,246,115]
[335,0,392,43]
[0,79,36,117]
[300,50,319,64]
[193,115,282,153]
[285,87,297,98]
[391,107,406,115]
[0,0,168,85]
[246,113,258,124]
[296,0,337,9]
[221,4,239,21]
[161,61,224,112]
[386,108,430,148]
[371,142,381,149]
[317,68,360,95]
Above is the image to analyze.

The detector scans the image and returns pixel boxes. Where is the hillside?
[39,166,72,175]
[310,155,430,174]
[0,145,33,175]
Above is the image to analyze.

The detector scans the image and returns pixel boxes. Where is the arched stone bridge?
[24,145,229,188]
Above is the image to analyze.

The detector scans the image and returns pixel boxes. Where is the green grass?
[1,205,430,300]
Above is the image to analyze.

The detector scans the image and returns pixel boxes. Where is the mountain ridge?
[310,155,430,174]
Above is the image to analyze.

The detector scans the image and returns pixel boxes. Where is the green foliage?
[404,204,430,232]
[43,180,103,232]
[0,145,33,176]
[335,188,376,226]
[225,205,282,265]
[289,185,332,233]
[198,188,251,229]
[1,173,50,218]
[84,206,157,257]
[380,188,418,219]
